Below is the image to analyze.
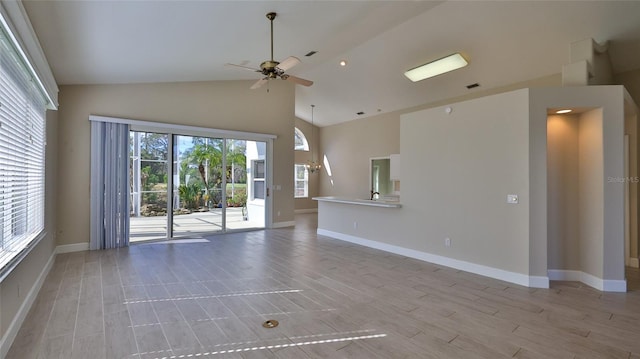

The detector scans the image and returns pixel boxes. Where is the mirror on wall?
[370,157,393,198]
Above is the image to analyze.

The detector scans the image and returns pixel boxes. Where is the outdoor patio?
[129,207,263,242]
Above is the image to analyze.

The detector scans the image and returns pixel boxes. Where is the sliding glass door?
[129,131,267,242]
[129,131,169,242]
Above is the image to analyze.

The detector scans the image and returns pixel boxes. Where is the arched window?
[294,127,309,151]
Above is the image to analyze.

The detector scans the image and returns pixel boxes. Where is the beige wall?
[319,111,401,200]
[547,109,614,278]
[294,118,318,211]
[400,89,532,274]
[529,86,626,282]
[318,74,561,200]
[616,71,640,264]
[1,110,58,350]
[57,80,295,245]
[319,86,628,289]
[578,109,605,277]
[615,69,640,107]
[547,114,580,270]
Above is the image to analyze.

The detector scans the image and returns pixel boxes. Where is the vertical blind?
[0,20,47,276]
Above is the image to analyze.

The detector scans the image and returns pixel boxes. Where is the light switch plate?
[507,194,519,204]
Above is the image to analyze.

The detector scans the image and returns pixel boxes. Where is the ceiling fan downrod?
[266,12,276,62]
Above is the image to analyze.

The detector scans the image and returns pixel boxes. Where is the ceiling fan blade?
[225,63,260,72]
[276,56,301,72]
[250,78,268,90]
[285,75,313,87]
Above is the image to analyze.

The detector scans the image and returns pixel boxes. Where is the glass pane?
[225,139,254,231]
[294,127,309,151]
[254,160,265,178]
[129,131,169,242]
[173,135,223,237]
[253,180,265,199]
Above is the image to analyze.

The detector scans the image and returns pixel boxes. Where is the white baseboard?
[294,208,318,214]
[271,221,296,229]
[56,242,89,254]
[0,250,56,358]
[317,229,549,289]
[547,269,627,292]
[629,257,639,268]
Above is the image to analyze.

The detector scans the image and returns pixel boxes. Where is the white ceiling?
[23,0,640,127]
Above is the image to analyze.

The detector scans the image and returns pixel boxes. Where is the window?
[0,21,47,276]
[294,165,309,198]
[252,160,265,199]
[294,127,309,151]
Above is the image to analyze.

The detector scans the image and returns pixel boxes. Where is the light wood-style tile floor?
[7,214,640,358]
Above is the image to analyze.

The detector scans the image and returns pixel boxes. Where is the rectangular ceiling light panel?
[404,53,468,82]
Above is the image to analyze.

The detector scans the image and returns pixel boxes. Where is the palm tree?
[188,141,222,205]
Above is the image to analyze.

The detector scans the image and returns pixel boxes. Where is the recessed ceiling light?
[556,109,572,114]
[404,53,468,82]
[339,60,347,67]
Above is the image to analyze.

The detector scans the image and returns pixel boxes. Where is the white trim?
[547,269,627,292]
[547,269,582,281]
[528,276,550,288]
[272,221,296,229]
[0,250,56,358]
[628,257,639,268]
[89,115,277,141]
[317,229,548,289]
[56,243,89,254]
[294,208,318,214]
[603,279,628,292]
[0,2,58,108]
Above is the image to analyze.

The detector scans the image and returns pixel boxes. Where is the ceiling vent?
[305,51,317,57]
[466,83,480,89]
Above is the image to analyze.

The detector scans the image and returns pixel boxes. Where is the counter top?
[313,196,402,208]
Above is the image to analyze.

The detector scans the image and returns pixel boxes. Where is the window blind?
[0,20,47,278]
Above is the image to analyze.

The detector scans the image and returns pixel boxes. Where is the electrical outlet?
[445,238,451,247]
[353,221,358,229]
[277,211,281,217]
[17,283,21,298]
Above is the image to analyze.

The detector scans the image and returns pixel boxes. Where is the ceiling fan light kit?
[404,53,468,82]
[225,12,313,90]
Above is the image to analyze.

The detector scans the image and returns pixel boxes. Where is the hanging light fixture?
[306,104,322,174]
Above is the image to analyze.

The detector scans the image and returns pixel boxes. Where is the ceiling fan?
[225,12,313,90]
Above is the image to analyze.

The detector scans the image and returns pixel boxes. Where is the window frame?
[294,164,309,198]
[294,127,309,151]
[0,16,48,282]
[252,159,266,200]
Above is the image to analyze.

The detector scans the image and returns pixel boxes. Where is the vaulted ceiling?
[23,0,640,126]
